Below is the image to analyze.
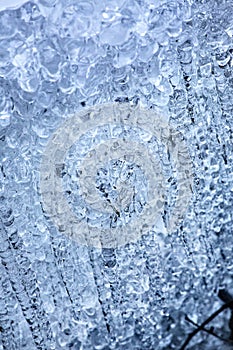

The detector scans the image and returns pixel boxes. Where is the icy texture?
[0,0,233,349]
[40,103,193,248]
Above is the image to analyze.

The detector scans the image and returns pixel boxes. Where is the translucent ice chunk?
[100,21,130,46]
[0,11,17,38]
[0,0,28,12]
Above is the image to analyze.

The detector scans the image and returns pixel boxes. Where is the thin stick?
[180,299,233,350]
[185,315,233,344]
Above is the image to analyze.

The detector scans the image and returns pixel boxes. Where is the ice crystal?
[0,0,232,349]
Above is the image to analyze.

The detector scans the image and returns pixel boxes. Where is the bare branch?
[180,299,233,350]
[185,315,233,344]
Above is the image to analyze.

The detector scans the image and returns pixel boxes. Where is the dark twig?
[218,289,233,340]
[180,299,233,350]
[185,315,233,344]
[218,290,233,310]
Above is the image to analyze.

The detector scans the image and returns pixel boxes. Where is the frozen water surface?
[0,0,233,349]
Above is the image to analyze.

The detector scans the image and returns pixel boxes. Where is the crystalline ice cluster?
[0,0,232,349]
